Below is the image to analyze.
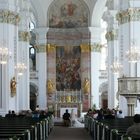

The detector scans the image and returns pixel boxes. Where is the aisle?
[48,126,92,140]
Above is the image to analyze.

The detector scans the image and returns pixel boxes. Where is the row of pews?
[0,116,54,140]
[85,116,140,140]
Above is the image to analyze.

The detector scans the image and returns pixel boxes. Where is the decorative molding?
[35,45,47,53]
[91,43,102,52]
[116,8,140,24]
[18,31,30,42]
[0,10,20,25]
[47,44,56,53]
[105,29,118,41]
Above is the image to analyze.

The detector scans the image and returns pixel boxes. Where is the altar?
[54,90,83,117]
[60,107,77,118]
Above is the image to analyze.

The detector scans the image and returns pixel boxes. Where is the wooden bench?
[0,116,51,140]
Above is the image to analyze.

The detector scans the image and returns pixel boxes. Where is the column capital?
[116,8,140,25]
[105,29,118,41]
[33,27,49,45]
[89,26,102,43]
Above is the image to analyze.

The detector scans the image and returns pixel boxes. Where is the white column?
[34,28,49,110]
[0,0,20,116]
[17,0,30,111]
[89,27,102,109]
[103,9,119,109]
[117,0,140,115]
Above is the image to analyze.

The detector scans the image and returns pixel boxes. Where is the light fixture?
[111,57,123,74]
[125,0,140,63]
[15,63,27,76]
[0,23,11,64]
[110,38,122,74]
[125,44,140,63]
[0,47,11,64]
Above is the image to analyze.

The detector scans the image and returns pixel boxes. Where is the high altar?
[46,44,91,117]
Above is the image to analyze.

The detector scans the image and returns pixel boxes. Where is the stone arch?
[91,0,107,26]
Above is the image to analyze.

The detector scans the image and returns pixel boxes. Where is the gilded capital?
[0,10,20,25]
[105,30,118,41]
[80,44,90,53]
[116,8,140,24]
[47,44,56,53]
[91,43,102,52]
[18,31,30,42]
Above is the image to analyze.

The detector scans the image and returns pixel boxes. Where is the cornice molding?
[116,8,140,24]
[0,10,20,25]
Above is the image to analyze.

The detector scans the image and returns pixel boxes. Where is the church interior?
[0,0,140,139]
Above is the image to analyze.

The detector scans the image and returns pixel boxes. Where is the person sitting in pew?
[11,110,17,117]
[5,110,12,118]
[104,109,115,119]
[126,114,140,138]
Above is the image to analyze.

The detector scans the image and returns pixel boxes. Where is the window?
[29,45,36,71]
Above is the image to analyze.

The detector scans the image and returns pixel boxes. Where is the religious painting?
[56,46,81,91]
[48,0,89,28]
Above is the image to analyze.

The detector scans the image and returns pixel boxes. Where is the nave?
[48,126,92,140]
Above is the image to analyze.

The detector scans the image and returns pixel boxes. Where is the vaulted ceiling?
[30,0,107,27]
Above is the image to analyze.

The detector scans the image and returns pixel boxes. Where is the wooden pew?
[0,116,50,140]
[85,116,135,140]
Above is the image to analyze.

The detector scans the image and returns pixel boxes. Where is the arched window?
[29,21,36,71]
[29,45,36,71]
[29,21,35,31]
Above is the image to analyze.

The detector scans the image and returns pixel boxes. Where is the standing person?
[71,109,76,126]
[126,114,140,138]
[63,109,70,126]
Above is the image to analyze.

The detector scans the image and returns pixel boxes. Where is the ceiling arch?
[30,0,99,28]
[91,0,107,27]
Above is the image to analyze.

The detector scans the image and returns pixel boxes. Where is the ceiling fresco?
[48,0,89,28]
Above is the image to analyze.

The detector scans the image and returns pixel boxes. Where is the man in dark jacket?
[63,109,70,126]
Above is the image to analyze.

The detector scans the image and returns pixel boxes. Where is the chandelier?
[15,63,27,76]
[0,47,10,64]
[111,59,123,74]
[125,45,140,63]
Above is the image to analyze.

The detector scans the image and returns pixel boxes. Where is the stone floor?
[47,118,91,140]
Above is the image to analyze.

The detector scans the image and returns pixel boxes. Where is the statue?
[66,95,71,103]
[47,79,55,93]
[10,77,17,97]
[83,78,90,94]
